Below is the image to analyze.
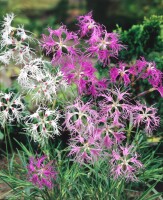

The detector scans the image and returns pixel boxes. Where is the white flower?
[18,58,46,85]
[1,32,13,47]
[0,92,25,127]
[24,107,61,145]
[0,13,15,48]
[0,50,13,65]
[0,13,35,64]
[13,43,34,64]
[18,61,68,103]
[1,13,15,32]
[16,25,33,41]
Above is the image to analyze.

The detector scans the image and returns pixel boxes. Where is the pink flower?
[68,134,102,164]
[133,102,160,135]
[41,26,79,63]
[130,57,148,76]
[65,98,98,134]
[61,56,107,96]
[77,12,101,37]
[27,155,57,189]
[110,63,131,85]
[111,145,143,181]
[141,61,162,88]
[99,88,132,124]
[87,31,124,65]
[98,121,125,149]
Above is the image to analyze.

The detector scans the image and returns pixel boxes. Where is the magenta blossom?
[87,31,124,65]
[99,88,132,124]
[129,57,148,76]
[110,62,131,85]
[111,145,143,181]
[61,56,106,96]
[27,155,57,189]
[77,11,101,38]
[130,58,163,96]
[41,25,79,63]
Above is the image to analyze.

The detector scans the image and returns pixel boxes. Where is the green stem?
[4,127,9,162]
[133,88,155,99]
[5,125,14,154]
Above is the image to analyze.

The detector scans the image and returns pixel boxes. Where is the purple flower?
[77,12,101,37]
[65,98,98,134]
[111,145,143,181]
[110,63,131,85]
[27,155,57,189]
[133,102,160,135]
[68,134,102,164]
[87,31,124,65]
[41,26,79,63]
[61,56,106,96]
[99,88,132,123]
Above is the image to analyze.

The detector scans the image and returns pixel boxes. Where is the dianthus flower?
[19,67,67,103]
[99,88,133,126]
[129,57,148,76]
[0,13,34,65]
[130,58,163,96]
[133,102,160,135]
[99,122,126,148]
[0,13,15,47]
[18,58,47,86]
[111,145,143,181]
[27,155,57,189]
[41,25,79,64]
[25,107,61,145]
[77,11,101,38]
[65,98,98,134]
[87,31,124,66]
[110,62,131,85]
[68,134,102,164]
[0,92,25,127]
[61,56,106,95]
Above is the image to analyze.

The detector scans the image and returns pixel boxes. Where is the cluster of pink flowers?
[110,57,163,96]
[40,12,163,181]
[64,87,159,180]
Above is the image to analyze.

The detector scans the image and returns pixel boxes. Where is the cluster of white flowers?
[0,14,67,145]
[0,92,25,127]
[24,107,61,146]
[0,13,34,65]
[18,58,67,103]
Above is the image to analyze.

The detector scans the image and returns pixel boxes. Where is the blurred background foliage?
[0,0,162,34]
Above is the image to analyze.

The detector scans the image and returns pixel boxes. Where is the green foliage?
[117,15,163,67]
[0,131,4,140]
